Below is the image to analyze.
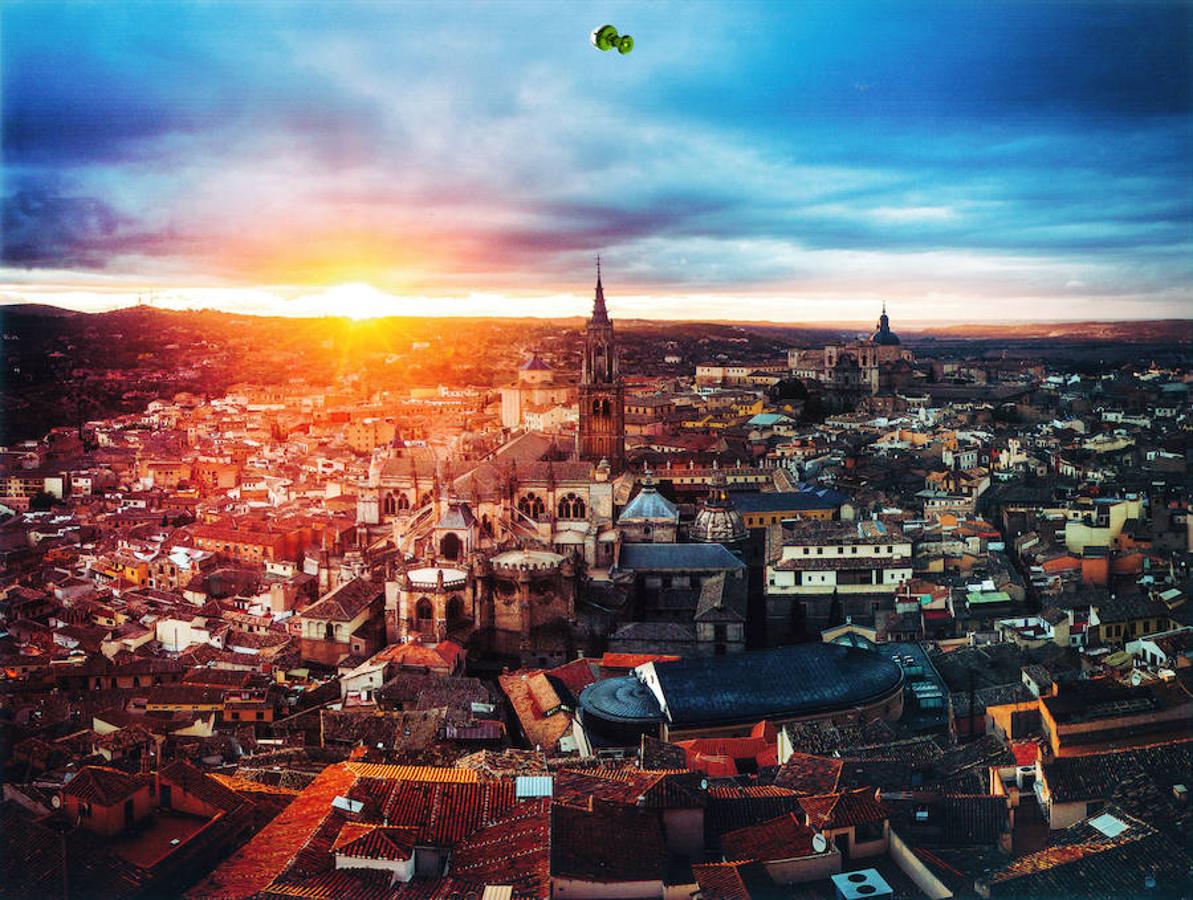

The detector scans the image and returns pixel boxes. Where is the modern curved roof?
[581,643,903,729]
[578,674,663,724]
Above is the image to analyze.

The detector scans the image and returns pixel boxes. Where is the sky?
[2,0,1191,322]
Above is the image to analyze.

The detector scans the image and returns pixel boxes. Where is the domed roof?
[579,643,904,730]
[617,470,678,523]
[690,472,747,544]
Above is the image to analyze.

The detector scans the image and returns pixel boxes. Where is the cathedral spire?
[591,254,610,325]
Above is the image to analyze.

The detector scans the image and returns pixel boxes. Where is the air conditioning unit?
[832,869,893,900]
[1016,765,1036,790]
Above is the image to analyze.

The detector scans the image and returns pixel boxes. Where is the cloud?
[0,1,1189,320]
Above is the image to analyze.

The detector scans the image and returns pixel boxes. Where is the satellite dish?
[813,833,828,853]
[700,778,709,790]
[51,795,62,809]
[1130,670,1143,687]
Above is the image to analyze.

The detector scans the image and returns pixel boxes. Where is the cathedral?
[357,266,630,664]
[576,259,626,473]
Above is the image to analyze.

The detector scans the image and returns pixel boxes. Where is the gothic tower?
[577,259,625,473]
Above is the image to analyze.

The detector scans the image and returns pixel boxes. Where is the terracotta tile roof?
[705,785,805,848]
[599,652,680,670]
[527,672,563,716]
[799,788,888,830]
[159,759,246,813]
[721,812,821,863]
[691,861,774,899]
[550,800,666,883]
[209,772,300,798]
[257,869,393,900]
[499,671,573,753]
[773,753,844,795]
[546,657,597,694]
[450,798,551,894]
[300,578,382,623]
[456,748,549,779]
[373,639,464,671]
[369,779,519,846]
[330,822,417,861]
[186,762,358,898]
[344,763,478,783]
[62,765,147,807]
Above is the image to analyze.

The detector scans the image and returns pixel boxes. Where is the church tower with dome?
[871,300,901,348]
[577,259,626,473]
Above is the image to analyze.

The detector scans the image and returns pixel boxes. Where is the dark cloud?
[2,187,124,268]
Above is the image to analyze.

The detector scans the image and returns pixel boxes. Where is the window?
[557,493,587,520]
[256,711,265,720]
[817,547,823,555]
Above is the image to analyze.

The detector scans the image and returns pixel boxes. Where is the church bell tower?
[577,258,625,473]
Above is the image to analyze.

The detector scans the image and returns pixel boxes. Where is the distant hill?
[0,303,83,318]
[1,301,1189,343]
[915,319,1193,342]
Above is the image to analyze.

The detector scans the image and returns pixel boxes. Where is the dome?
[579,643,904,733]
[690,472,747,544]
[618,471,678,524]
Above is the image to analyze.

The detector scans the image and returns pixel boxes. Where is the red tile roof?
[721,812,821,863]
[331,823,417,861]
[449,798,551,894]
[599,652,680,670]
[550,800,666,883]
[257,869,393,899]
[691,861,772,899]
[186,762,358,898]
[799,788,889,830]
[371,780,519,846]
[773,753,844,795]
[62,765,147,807]
[159,758,245,813]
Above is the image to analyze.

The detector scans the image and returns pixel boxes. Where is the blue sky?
[2,1,1190,321]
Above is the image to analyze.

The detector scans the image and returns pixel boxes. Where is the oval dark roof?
[578,674,664,725]
[581,643,903,729]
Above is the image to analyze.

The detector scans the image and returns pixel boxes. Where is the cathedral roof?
[435,501,476,530]
[618,481,679,524]
[520,353,552,371]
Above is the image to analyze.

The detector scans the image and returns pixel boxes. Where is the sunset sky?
[2,1,1191,322]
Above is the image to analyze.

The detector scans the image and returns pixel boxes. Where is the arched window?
[557,492,587,519]
[592,399,602,417]
[415,598,434,637]
[383,493,397,515]
[440,532,462,560]
[417,492,432,508]
[397,493,411,511]
[518,493,545,519]
[447,595,465,624]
